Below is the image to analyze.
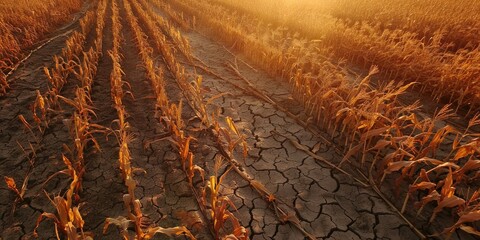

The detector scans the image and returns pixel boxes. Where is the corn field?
[1,0,479,239]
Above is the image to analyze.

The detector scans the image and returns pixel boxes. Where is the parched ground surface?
[0,0,476,240]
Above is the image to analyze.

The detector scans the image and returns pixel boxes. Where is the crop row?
[17,0,109,238]
[124,0,250,238]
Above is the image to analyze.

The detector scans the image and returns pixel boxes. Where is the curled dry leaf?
[443,210,480,234]
[430,195,466,223]
[458,225,480,237]
[4,176,23,200]
[385,161,414,174]
[103,216,131,238]
[409,181,436,193]
[454,139,480,161]
[454,160,480,179]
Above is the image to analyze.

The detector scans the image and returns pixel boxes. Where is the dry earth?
[0,0,475,239]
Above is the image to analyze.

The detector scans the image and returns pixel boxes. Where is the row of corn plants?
[167,0,480,237]
[130,0,207,126]
[53,0,109,199]
[126,0,250,238]
[6,0,97,207]
[5,0,104,210]
[126,0,216,237]
[31,0,109,239]
[102,0,195,239]
[102,0,143,237]
[43,7,97,112]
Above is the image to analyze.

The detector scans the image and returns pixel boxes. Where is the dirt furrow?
[77,0,126,238]
[0,1,99,238]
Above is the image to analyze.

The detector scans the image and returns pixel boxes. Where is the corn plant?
[202,156,248,239]
[34,155,91,240]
